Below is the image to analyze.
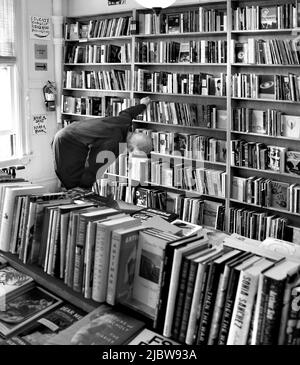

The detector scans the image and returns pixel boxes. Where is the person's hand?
[140,96,151,107]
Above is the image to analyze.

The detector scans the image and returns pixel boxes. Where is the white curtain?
[0,0,15,57]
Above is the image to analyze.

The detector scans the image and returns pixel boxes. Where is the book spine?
[72,217,87,292]
[196,262,220,344]
[171,257,190,340]
[227,271,258,345]
[92,225,109,302]
[260,278,286,345]
[217,268,240,345]
[106,231,122,305]
[178,260,198,343]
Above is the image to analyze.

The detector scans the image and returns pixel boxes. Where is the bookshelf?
[62,0,300,242]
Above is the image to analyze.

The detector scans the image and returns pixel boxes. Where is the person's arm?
[119,97,151,120]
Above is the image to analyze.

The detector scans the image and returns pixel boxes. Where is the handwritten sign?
[30,16,51,40]
[33,114,47,136]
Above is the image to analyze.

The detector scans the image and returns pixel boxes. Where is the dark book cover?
[260,7,277,29]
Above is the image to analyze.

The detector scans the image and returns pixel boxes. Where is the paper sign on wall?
[30,16,51,40]
[35,44,48,59]
[33,114,47,136]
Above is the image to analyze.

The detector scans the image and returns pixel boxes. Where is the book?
[286,151,300,176]
[92,215,139,303]
[0,286,62,337]
[178,42,190,63]
[281,115,300,138]
[125,228,178,321]
[226,258,275,345]
[128,328,180,345]
[258,75,275,99]
[0,185,47,251]
[106,224,144,306]
[46,304,145,345]
[260,7,277,29]
[0,266,35,310]
[163,234,210,337]
[170,219,203,237]
[16,303,87,345]
[166,14,180,34]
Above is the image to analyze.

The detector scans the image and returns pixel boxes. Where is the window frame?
[0,0,31,168]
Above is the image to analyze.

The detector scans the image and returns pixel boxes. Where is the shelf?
[63,88,131,96]
[64,63,132,66]
[134,91,226,99]
[61,113,102,118]
[135,63,226,67]
[133,119,227,133]
[0,252,98,313]
[231,97,300,104]
[230,199,300,217]
[65,36,132,42]
[150,152,227,167]
[231,131,300,142]
[232,64,300,68]
[135,31,227,39]
[231,165,300,180]
[231,29,295,35]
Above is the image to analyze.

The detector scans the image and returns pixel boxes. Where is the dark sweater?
[52,104,146,189]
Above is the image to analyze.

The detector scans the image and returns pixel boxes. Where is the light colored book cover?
[281,115,300,139]
[128,328,180,345]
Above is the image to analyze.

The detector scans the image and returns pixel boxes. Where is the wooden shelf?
[231,97,300,104]
[231,131,300,142]
[135,62,226,67]
[231,29,295,35]
[0,252,99,313]
[133,119,227,133]
[232,63,300,68]
[230,199,300,217]
[150,152,227,167]
[65,36,132,42]
[61,113,102,118]
[135,31,227,39]
[64,63,132,66]
[231,165,300,180]
[134,91,226,99]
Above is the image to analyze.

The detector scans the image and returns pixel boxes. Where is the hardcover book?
[46,304,145,345]
[260,7,277,29]
[166,14,181,34]
[281,115,300,139]
[286,151,300,176]
[258,75,275,99]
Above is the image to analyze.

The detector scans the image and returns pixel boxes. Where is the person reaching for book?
[52,97,152,190]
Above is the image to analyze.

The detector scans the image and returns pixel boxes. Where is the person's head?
[127,131,153,155]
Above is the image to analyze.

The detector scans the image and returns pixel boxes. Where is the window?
[0,0,21,162]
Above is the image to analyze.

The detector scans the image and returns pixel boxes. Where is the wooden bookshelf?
[62,0,300,244]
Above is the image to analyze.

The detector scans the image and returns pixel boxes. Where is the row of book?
[135,69,227,96]
[132,128,227,162]
[64,69,131,91]
[232,176,300,213]
[62,95,103,116]
[136,101,227,129]
[138,7,227,35]
[64,43,131,64]
[231,139,300,176]
[232,108,300,139]
[228,207,288,242]
[65,16,133,40]
[171,233,300,345]
[95,179,225,231]
[136,40,227,64]
[232,73,300,101]
[232,38,300,65]
[232,4,298,30]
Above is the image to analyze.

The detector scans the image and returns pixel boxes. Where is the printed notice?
[30,16,51,40]
[33,114,47,136]
[35,44,48,59]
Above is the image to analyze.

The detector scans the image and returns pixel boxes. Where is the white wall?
[16,0,66,191]
[67,0,221,17]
